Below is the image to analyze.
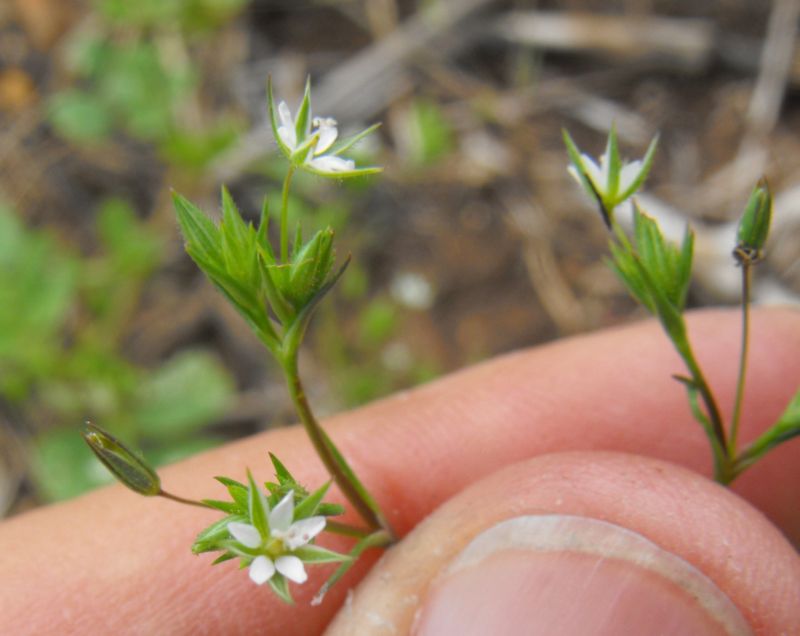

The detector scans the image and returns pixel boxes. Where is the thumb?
[326,452,799,635]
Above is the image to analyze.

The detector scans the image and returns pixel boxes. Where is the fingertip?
[327,452,800,635]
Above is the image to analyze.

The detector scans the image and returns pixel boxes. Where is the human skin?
[0,308,798,634]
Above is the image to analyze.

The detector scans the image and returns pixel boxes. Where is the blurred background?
[0,0,798,516]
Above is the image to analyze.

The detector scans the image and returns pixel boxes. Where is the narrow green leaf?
[302,165,383,180]
[318,502,346,517]
[201,499,240,514]
[220,186,250,254]
[193,514,246,554]
[673,377,718,450]
[632,253,686,344]
[618,133,659,201]
[267,77,291,158]
[676,226,695,311]
[191,255,279,350]
[605,124,620,199]
[247,469,270,536]
[290,132,317,165]
[562,128,611,227]
[212,552,236,565]
[294,481,332,519]
[173,192,222,264]
[294,77,312,146]
[269,452,295,483]
[287,228,335,309]
[293,544,351,564]
[673,375,727,479]
[269,574,294,604]
[283,256,350,352]
[218,540,258,559]
[562,129,592,196]
[331,122,381,156]
[215,476,249,509]
[737,386,800,470]
[292,222,303,260]
[258,252,295,325]
[255,198,277,265]
[607,244,655,314]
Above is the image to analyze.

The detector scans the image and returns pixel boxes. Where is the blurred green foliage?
[10,0,448,507]
[0,202,234,501]
[48,0,246,170]
[405,98,455,167]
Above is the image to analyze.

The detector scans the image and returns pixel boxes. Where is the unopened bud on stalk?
[735,178,772,265]
[82,423,161,496]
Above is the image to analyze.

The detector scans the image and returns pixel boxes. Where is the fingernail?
[413,515,752,636]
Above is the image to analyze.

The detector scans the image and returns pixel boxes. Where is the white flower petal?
[275,555,307,584]
[249,555,275,585]
[228,522,262,549]
[308,155,355,173]
[619,161,642,194]
[581,154,605,193]
[283,516,326,550]
[614,198,634,219]
[277,102,297,149]
[278,101,293,128]
[598,153,610,182]
[314,124,338,155]
[269,491,295,534]
[277,126,296,151]
[567,164,583,187]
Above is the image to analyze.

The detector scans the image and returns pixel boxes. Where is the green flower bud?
[285,227,335,310]
[82,423,161,496]
[735,178,772,264]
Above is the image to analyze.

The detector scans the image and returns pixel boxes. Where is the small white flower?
[276,101,355,174]
[564,128,658,225]
[567,153,642,204]
[227,490,327,587]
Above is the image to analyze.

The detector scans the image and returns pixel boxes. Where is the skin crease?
[0,308,798,634]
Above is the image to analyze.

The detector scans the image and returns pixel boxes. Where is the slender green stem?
[730,263,752,457]
[610,220,730,478]
[325,521,372,539]
[158,489,213,509]
[680,345,726,449]
[280,164,296,262]
[282,350,388,536]
[313,529,394,605]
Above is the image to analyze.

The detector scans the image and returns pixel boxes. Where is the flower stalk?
[729,260,752,456]
[280,344,392,538]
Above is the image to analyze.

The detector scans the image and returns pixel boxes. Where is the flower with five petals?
[268,78,381,178]
[227,489,326,586]
[564,126,658,227]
